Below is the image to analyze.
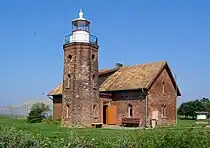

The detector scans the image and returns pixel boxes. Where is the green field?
[0,116,210,147]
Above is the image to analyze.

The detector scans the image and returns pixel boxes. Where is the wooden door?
[152,110,159,120]
[106,104,117,125]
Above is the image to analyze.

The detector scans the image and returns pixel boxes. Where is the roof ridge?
[119,60,167,69]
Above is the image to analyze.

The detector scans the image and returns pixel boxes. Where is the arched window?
[92,54,95,61]
[93,104,96,118]
[162,103,166,118]
[68,54,72,61]
[128,104,133,118]
[66,103,70,118]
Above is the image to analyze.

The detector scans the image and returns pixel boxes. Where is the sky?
[0,0,209,107]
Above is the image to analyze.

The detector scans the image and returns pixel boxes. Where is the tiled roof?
[47,82,63,96]
[47,68,117,96]
[47,61,180,96]
[99,61,165,91]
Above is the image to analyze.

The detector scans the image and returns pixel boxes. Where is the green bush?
[42,115,58,124]
[27,102,51,123]
[0,125,210,148]
[0,126,92,148]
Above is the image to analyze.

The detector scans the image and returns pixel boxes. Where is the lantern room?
[64,9,98,46]
[72,11,90,32]
[70,9,90,43]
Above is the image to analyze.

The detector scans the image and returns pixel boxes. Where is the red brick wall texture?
[61,43,100,127]
[148,68,176,125]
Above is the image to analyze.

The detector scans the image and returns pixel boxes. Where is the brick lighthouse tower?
[61,10,100,127]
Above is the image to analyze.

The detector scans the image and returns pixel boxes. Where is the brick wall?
[112,91,146,126]
[62,42,100,127]
[148,68,176,126]
[52,95,62,120]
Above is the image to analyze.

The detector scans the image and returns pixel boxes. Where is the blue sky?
[0,0,209,107]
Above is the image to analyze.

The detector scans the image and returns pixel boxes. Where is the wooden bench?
[121,118,140,127]
[91,123,103,128]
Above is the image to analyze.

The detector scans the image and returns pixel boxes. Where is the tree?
[178,100,205,119]
[200,97,210,103]
[200,97,210,117]
[178,97,210,119]
[27,102,51,123]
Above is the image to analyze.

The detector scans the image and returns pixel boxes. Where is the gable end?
[146,62,181,96]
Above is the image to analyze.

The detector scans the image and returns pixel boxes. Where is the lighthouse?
[61,10,100,127]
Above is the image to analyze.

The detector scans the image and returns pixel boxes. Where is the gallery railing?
[64,33,98,46]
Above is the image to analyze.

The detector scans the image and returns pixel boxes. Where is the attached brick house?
[48,61,181,127]
[47,10,181,127]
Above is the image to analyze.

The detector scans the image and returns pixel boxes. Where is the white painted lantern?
[70,9,90,43]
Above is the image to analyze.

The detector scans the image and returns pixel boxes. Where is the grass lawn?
[0,116,133,140]
[0,116,210,147]
[0,116,209,138]
[174,118,210,129]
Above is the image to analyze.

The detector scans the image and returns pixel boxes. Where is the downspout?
[142,88,148,128]
[175,74,178,125]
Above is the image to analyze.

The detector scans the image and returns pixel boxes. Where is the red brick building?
[47,10,181,127]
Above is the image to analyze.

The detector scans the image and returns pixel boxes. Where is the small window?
[162,104,166,118]
[66,104,70,118]
[128,104,133,118]
[68,54,72,61]
[92,74,96,89]
[93,104,96,118]
[162,81,165,95]
[67,74,71,89]
[92,54,95,60]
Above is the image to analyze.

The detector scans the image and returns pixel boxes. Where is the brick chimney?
[116,63,123,68]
